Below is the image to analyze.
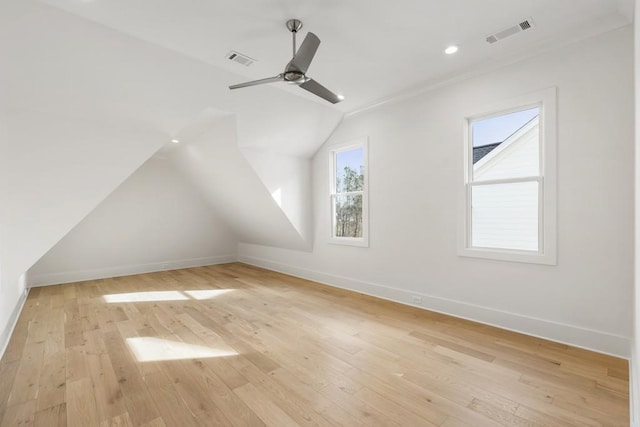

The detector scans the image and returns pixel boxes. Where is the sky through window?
[472,107,539,147]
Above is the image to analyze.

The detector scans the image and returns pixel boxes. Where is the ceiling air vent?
[225,51,255,67]
[486,18,535,44]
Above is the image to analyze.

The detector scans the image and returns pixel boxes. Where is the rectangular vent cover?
[486,18,535,44]
[225,51,256,66]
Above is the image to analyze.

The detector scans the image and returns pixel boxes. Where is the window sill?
[458,247,556,265]
[329,237,369,248]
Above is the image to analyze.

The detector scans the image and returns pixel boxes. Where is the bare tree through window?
[330,142,367,245]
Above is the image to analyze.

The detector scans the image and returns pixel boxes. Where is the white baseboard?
[27,255,237,287]
[238,254,630,359]
[0,288,29,361]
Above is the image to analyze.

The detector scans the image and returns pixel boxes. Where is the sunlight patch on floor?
[126,337,238,362]
[183,289,234,300]
[103,289,234,303]
[103,291,188,303]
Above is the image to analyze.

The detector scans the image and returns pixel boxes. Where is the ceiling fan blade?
[286,32,320,74]
[229,75,283,89]
[299,78,343,104]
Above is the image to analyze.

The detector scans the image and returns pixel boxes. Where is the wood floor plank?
[468,398,533,426]
[233,383,298,427]
[0,360,19,423]
[65,346,88,384]
[319,383,402,427]
[34,403,67,427]
[36,350,66,412]
[190,361,265,427]
[66,378,100,427]
[1,320,29,363]
[0,263,629,426]
[158,359,232,426]
[353,386,439,427]
[513,405,576,427]
[142,371,200,427]
[223,355,334,427]
[139,416,166,427]
[267,367,369,427]
[0,399,36,427]
[99,412,133,427]
[342,366,452,425]
[121,390,164,427]
[7,341,45,406]
[86,353,127,423]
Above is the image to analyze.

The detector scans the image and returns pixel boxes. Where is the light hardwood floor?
[0,263,629,426]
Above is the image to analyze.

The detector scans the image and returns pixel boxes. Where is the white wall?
[28,157,237,285]
[239,26,635,357]
[241,148,313,242]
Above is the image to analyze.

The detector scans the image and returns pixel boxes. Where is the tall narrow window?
[460,89,556,264]
[330,138,368,246]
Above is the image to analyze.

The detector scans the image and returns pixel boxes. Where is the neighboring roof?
[472,114,540,165]
[473,143,501,164]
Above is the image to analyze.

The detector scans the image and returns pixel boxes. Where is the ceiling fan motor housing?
[284,71,305,83]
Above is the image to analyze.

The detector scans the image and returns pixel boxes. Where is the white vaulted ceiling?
[38,0,632,112]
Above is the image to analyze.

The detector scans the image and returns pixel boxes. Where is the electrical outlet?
[411,295,422,305]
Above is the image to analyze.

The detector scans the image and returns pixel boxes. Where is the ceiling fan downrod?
[286,19,303,57]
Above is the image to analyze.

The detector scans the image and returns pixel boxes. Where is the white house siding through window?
[470,110,540,252]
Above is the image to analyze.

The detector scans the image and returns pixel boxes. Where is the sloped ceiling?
[0,0,340,292]
[38,0,633,112]
[28,156,239,285]
[3,0,343,157]
[167,111,311,251]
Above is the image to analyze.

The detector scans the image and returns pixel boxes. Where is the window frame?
[329,137,369,247]
[458,88,557,265]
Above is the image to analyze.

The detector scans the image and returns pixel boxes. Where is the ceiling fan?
[229,19,343,104]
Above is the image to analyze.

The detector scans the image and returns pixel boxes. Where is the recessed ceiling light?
[171,139,180,144]
[445,45,459,55]
[337,94,345,101]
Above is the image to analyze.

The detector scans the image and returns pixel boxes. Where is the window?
[459,88,556,264]
[330,138,368,246]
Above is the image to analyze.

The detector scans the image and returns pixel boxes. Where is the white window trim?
[458,87,557,265]
[329,137,369,247]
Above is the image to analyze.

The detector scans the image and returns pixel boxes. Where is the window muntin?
[330,140,368,246]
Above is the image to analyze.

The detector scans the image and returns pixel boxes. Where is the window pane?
[336,147,364,193]
[472,107,539,180]
[471,181,538,251]
[333,194,363,238]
